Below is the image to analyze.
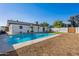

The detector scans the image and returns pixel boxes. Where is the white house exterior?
[7,20,48,35]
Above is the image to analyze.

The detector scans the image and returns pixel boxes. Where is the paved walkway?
[0,34,14,54]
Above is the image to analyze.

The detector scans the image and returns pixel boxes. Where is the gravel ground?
[1,33,79,56]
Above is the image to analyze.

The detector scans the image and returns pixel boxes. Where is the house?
[7,20,48,35]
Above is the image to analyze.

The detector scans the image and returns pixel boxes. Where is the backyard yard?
[1,33,79,56]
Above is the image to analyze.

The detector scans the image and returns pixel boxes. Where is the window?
[19,26,23,29]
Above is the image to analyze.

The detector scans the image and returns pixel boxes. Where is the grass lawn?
[50,32,64,34]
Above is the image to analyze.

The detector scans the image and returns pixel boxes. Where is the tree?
[40,22,49,27]
[69,15,79,27]
[53,20,64,28]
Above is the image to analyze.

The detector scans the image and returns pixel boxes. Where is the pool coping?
[0,34,61,54]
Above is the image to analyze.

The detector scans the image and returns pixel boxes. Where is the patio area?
[1,33,79,56]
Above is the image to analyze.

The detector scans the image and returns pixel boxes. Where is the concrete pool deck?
[0,34,60,54]
[0,34,14,54]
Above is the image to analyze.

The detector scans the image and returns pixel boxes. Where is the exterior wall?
[39,27,43,32]
[33,26,38,32]
[76,27,79,33]
[33,26,48,32]
[51,28,68,32]
[8,24,30,35]
[8,25,79,34]
[51,27,79,33]
[8,24,49,35]
[8,25,13,34]
[45,27,48,32]
[8,23,49,35]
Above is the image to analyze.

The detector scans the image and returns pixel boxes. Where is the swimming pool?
[7,33,53,45]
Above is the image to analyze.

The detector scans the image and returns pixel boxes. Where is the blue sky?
[0,3,79,26]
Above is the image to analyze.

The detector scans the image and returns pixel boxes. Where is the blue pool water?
[7,33,53,45]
